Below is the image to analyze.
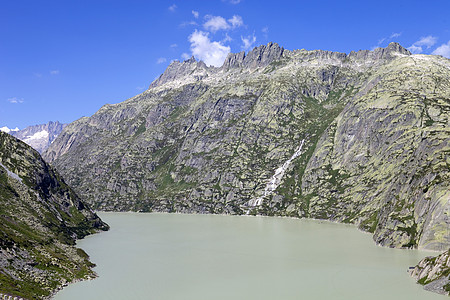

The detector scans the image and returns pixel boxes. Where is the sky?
[1,0,449,129]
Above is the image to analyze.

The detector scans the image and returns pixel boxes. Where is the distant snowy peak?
[4,121,66,153]
[0,126,20,133]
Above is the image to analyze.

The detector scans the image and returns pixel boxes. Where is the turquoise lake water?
[54,213,444,300]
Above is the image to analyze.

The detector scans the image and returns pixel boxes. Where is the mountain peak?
[222,42,284,70]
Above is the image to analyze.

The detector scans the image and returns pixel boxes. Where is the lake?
[54,213,444,299]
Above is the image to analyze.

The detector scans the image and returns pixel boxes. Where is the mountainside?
[0,132,108,299]
[3,121,66,153]
[44,42,449,252]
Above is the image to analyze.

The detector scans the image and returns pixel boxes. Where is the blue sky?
[1,0,449,129]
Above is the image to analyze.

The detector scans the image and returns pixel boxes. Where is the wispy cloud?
[374,32,402,49]
[408,35,438,54]
[181,53,191,60]
[136,86,146,91]
[170,44,178,48]
[180,21,198,27]
[414,35,438,48]
[168,4,177,12]
[50,70,59,75]
[8,97,24,104]
[203,15,230,32]
[241,34,256,51]
[189,30,230,67]
[407,45,423,54]
[203,14,244,33]
[157,57,167,64]
[192,10,199,19]
[222,0,241,4]
[432,41,450,58]
[262,26,269,39]
[34,73,43,78]
[389,32,402,39]
[228,15,243,28]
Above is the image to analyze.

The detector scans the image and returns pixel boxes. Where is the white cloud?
[203,15,230,32]
[262,26,269,39]
[8,97,24,104]
[157,57,167,64]
[432,41,450,58]
[34,73,42,78]
[241,34,256,51]
[136,86,145,91]
[228,15,243,28]
[192,10,199,19]
[223,33,233,43]
[168,4,177,12]
[414,35,438,48]
[180,21,198,27]
[407,45,423,54]
[189,30,230,67]
[389,32,402,39]
[408,35,438,54]
[50,70,59,75]
[223,0,241,3]
[181,53,191,60]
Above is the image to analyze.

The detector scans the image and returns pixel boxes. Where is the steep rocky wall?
[44,43,449,252]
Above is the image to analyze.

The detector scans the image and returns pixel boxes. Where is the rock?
[410,249,450,295]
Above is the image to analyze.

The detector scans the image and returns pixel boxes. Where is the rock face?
[3,121,66,153]
[0,132,108,299]
[44,42,449,252]
[410,249,450,295]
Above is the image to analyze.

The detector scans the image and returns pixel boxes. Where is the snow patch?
[23,130,49,143]
[0,126,20,133]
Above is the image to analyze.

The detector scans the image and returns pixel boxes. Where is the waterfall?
[248,139,306,208]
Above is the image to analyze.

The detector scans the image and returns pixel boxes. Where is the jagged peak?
[149,56,209,89]
[222,42,284,70]
[348,42,411,60]
[149,42,413,90]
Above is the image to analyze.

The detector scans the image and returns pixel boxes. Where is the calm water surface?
[54,213,444,300]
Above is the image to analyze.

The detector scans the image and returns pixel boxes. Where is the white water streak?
[249,139,305,207]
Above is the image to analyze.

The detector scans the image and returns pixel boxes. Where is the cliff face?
[44,42,449,251]
[0,132,108,299]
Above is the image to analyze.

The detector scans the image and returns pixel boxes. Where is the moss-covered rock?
[0,132,109,299]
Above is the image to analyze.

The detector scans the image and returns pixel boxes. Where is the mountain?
[0,132,108,299]
[2,121,66,153]
[43,42,449,254]
[0,127,19,134]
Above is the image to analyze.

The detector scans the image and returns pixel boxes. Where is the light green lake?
[54,213,444,300]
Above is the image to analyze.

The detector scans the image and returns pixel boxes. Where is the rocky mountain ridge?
[44,43,449,255]
[0,132,108,299]
[2,121,66,153]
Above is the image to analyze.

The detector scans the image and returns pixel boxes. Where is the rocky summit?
[44,42,449,255]
[0,132,108,299]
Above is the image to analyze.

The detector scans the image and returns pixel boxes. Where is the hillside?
[0,132,108,299]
